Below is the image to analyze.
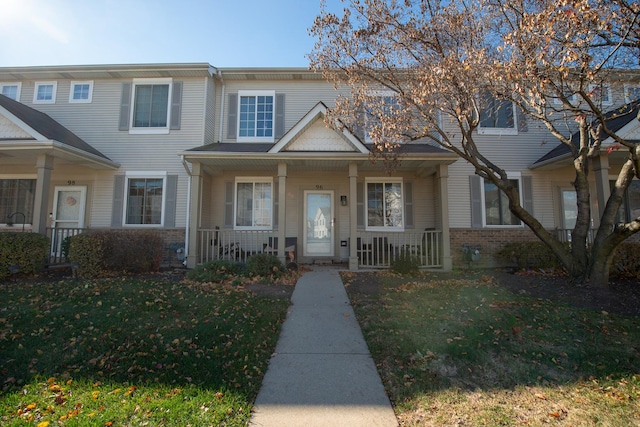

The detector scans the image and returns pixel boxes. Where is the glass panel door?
[51,186,86,258]
[304,191,334,257]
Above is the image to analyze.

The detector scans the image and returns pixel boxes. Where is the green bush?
[68,230,163,278]
[246,253,284,279]
[497,241,565,269]
[0,232,49,280]
[611,242,640,280]
[186,259,243,283]
[391,249,421,275]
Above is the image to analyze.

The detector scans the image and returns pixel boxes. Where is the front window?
[69,81,93,103]
[1,83,21,101]
[366,179,404,230]
[237,90,275,142]
[0,179,36,225]
[625,85,640,104]
[130,78,171,133]
[34,82,57,104]
[235,178,272,229]
[125,177,164,225]
[478,91,517,135]
[482,176,522,226]
[588,83,612,106]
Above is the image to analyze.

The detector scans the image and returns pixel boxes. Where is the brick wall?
[156,228,186,269]
[450,228,540,268]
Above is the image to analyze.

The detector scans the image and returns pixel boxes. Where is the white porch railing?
[355,230,442,269]
[196,228,276,264]
[555,228,597,244]
[195,228,443,268]
[46,227,86,264]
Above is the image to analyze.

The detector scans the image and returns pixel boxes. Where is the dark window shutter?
[164,175,178,227]
[111,175,125,226]
[357,181,364,229]
[404,181,414,228]
[470,175,483,228]
[227,94,237,139]
[273,181,279,228]
[169,81,183,130]
[522,175,534,215]
[118,83,131,131]
[224,181,234,227]
[275,93,285,139]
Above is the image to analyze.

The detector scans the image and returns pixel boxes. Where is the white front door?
[304,190,334,257]
[51,186,86,257]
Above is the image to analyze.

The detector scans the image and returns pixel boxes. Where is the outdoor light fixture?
[340,195,348,206]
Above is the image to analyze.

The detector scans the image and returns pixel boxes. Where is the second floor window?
[34,82,57,104]
[1,83,21,101]
[133,84,169,128]
[365,93,399,143]
[70,81,93,103]
[478,91,517,135]
[238,90,274,142]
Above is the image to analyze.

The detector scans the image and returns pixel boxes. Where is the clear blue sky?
[0,0,342,68]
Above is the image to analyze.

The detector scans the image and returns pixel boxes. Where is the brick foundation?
[450,228,540,268]
[156,228,186,269]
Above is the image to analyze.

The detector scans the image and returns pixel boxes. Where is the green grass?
[344,273,640,426]
[0,277,290,426]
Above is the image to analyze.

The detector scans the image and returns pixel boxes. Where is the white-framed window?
[481,173,523,227]
[0,82,21,101]
[588,83,612,106]
[477,91,517,135]
[124,172,166,226]
[0,176,36,226]
[237,90,275,142]
[553,89,578,105]
[130,78,172,134]
[234,177,273,230]
[365,178,404,231]
[365,91,400,143]
[33,81,57,104]
[69,81,93,103]
[624,84,640,104]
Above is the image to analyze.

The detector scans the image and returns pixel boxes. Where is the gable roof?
[532,101,640,168]
[0,94,117,168]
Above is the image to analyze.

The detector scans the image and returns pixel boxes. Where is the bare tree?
[309,0,640,286]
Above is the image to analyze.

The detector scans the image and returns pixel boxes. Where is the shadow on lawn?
[0,275,289,399]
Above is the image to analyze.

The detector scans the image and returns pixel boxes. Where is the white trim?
[237,90,276,143]
[364,177,405,232]
[52,185,87,228]
[480,172,524,228]
[0,82,22,101]
[122,173,167,227]
[33,81,57,104]
[129,78,172,134]
[477,94,518,136]
[233,176,273,230]
[69,81,94,103]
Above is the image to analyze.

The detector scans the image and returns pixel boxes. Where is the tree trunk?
[587,244,615,288]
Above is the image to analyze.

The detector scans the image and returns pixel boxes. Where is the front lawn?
[343,271,640,426]
[0,276,290,426]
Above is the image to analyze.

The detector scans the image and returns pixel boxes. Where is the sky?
[0,0,342,68]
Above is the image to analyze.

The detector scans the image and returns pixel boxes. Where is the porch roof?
[531,101,640,170]
[0,94,119,169]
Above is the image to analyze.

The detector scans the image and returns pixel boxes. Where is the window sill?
[477,128,518,136]
[129,128,170,135]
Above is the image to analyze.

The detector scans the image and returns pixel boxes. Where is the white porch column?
[593,154,611,224]
[277,162,287,265]
[186,162,202,269]
[32,154,53,234]
[437,164,452,271]
[349,162,359,270]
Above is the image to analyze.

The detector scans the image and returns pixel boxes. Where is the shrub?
[0,232,49,280]
[68,230,163,278]
[246,253,285,280]
[391,249,421,275]
[610,242,640,281]
[186,259,243,283]
[497,241,565,269]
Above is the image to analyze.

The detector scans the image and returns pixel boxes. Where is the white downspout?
[181,155,192,266]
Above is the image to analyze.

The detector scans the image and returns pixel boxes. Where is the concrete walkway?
[249,267,398,427]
